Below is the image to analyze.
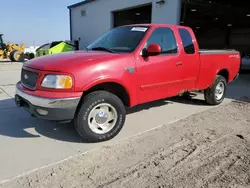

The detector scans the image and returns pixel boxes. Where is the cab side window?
[145,27,178,55]
[178,28,195,54]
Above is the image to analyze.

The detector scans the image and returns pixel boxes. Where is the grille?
[21,69,39,89]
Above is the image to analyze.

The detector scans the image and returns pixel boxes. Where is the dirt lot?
[1,96,250,188]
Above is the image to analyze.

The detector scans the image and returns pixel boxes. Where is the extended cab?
[15,24,240,142]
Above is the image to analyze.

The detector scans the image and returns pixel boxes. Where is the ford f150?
[15,24,240,142]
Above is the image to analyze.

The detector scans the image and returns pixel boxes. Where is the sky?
[1,0,81,46]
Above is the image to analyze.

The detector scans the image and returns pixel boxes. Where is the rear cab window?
[144,27,178,55]
[178,28,195,54]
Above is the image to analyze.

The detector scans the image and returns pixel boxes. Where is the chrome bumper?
[15,87,81,109]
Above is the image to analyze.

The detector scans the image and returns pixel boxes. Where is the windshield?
[86,26,150,53]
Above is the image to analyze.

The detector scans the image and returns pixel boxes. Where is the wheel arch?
[216,69,229,83]
[80,80,131,108]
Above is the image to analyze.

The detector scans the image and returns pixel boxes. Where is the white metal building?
[68,0,181,49]
[68,0,250,53]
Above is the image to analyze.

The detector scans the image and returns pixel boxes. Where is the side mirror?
[142,44,161,57]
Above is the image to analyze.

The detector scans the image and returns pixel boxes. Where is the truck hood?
[23,50,122,71]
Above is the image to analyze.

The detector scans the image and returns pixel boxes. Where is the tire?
[24,52,30,59]
[9,50,16,62]
[204,75,227,105]
[29,53,35,59]
[13,50,25,62]
[74,91,126,142]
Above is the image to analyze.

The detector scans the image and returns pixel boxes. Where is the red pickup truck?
[15,24,240,142]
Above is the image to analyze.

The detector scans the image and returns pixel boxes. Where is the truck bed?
[195,49,240,90]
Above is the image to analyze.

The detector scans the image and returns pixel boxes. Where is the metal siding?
[70,0,181,49]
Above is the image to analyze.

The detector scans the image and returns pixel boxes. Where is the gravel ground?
[1,97,250,188]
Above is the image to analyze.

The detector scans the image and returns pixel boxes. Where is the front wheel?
[74,91,126,142]
[11,50,25,62]
[204,75,227,105]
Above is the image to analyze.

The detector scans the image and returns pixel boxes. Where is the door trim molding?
[140,79,183,91]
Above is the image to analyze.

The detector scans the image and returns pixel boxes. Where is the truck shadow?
[126,93,209,114]
[0,73,249,143]
[0,97,84,142]
[0,97,204,143]
[126,99,174,114]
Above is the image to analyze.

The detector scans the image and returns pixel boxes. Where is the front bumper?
[15,83,81,121]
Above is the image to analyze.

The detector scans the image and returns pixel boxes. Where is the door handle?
[176,62,183,66]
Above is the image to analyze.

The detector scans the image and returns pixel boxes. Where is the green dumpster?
[36,41,75,57]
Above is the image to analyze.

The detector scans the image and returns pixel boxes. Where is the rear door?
[177,28,200,90]
[136,27,184,104]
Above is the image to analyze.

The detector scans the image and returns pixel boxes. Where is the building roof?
[67,0,96,9]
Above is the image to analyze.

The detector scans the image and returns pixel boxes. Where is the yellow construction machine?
[0,34,26,62]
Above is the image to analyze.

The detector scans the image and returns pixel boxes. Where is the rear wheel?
[74,91,126,142]
[24,52,30,59]
[204,75,227,105]
[29,53,35,59]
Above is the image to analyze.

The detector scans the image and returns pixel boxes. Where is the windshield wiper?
[90,47,115,53]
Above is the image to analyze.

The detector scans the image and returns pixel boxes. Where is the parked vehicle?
[24,46,39,60]
[36,41,75,57]
[0,34,26,62]
[240,52,250,71]
[15,24,240,142]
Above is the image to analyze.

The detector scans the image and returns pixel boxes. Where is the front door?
[136,27,184,104]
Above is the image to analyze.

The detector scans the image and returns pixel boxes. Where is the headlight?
[41,75,73,89]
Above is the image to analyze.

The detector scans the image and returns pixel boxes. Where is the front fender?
[81,76,138,107]
[81,77,128,91]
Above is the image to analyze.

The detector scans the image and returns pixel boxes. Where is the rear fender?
[209,68,229,88]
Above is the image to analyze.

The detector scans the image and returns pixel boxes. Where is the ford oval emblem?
[24,74,28,79]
